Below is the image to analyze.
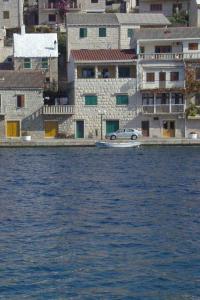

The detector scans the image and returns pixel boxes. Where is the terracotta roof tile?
[71,49,136,62]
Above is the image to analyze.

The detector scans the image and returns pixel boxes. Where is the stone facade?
[0,0,23,29]
[139,0,189,17]
[14,57,58,87]
[0,89,44,138]
[66,26,119,60]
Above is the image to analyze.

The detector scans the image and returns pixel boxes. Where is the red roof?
[71,49,136,62]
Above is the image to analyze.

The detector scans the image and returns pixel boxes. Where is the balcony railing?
[138,52,200,61]
[142,104,185,114]
[42,105,75,115]
[41,2,81,10]
[0,107,5,115]
[139,80,185,90]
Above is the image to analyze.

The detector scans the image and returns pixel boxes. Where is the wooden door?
[141,121,149,137]
[106,120,119,134]
[163,121,175,138]
[7,121,20,137]
[44,121,58,137]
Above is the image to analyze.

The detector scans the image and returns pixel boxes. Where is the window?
[146,72,155,82]
[42,57,48,69]
[173,3,182,14]
[0,95,1,107]
[24,58,31,69]
[189,43,198,50]
[196,68,200,80]
[156,93,169,105]
[155,45,172,53]
[80,28,87,38]
[127,28,134,38]
[3,11,9,19]
[171,93,183,105]
[91,0,98,2]
[170,72,179,81]
[118,66,130,78]
[17,95,25,108]
[116,94,128,105]
[195,94,200,106]
[85,95,97,105]
[82,68,95,78]
[99,27,106,37]
[48,14,56,22]
[150,4,162,11]
[142,93,154,105]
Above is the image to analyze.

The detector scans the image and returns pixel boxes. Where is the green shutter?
[80,28,87,38]
[106,120,119,134]
[85,95,97,105]
[128,28,133,38]
[42,57,48,69]
[24,58,31,69]
[99,27,106,37]
[116,95,128,105]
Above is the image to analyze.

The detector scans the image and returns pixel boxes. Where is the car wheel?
[110,135,116,140]
[131,135,137,140]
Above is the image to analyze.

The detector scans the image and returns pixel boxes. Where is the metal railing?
[142,104,185,114]
[138,52,200,61]
[139,80,185,90]
[42,105,75,114]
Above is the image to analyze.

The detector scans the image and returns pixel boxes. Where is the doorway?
[106,120,119,134]
[7,121,20,137]
[44,121,58,137]
[76,120,84,138]
[159,72,166,88]
[141,121,149,137]
[163,120,175,137]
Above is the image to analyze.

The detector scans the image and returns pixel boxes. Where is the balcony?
[41,2,81,10]
[138,52,200,61]
[142,104,185,114]
[139,80,185,91]
[42,105,75,115]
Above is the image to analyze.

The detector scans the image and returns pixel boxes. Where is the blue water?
[0,146,200,300]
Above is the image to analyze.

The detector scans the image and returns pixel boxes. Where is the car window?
[126,129,134,132]
[117,129,124,133]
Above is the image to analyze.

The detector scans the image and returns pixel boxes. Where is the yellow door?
[44,121,58,137]
[7,121,20,137]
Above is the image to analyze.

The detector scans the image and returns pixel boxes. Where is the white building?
[132,26,200,138]
[13,27,59,87]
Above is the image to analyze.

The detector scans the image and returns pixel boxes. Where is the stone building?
[0,71,45,138]
[189,0,200,27]
[66,12,170,60]
[131,26,200,138]
[67,49,139,139]
[139,0,189,17]
[38,0,106,25]
[0,0,23,29]
[13,27,59,89]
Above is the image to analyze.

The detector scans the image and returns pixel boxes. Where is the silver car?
[106,128,142,140]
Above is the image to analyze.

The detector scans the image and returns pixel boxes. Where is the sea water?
[0,146,200,299]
